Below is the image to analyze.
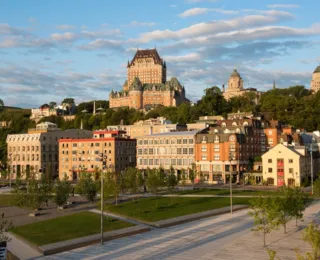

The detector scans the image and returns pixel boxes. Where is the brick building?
[58,130,136,180]
[109,49,188,110]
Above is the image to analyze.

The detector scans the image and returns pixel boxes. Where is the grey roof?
[137,129,201,138]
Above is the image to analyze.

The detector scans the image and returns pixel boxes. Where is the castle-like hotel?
[109,49,320,110]
[109,49,188,110]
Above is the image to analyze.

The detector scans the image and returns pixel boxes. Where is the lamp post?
[8,153,12,189]
[310,137,315,195]
[229,152,233,214]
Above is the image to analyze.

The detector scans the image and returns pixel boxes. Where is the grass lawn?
[106,196,251,222]
[0,194,14,206]
[10,211,134,246]
[175,188,275,196]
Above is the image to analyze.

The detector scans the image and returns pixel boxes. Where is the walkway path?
[39,202,320,260]
[7,233,41,260]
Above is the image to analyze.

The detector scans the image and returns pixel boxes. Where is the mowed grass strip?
[176,189,275,196]
[106,197,250,222]
[10,211,134,246]
[0,194,14,206]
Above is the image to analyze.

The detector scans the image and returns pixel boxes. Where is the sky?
[0,0,320,108]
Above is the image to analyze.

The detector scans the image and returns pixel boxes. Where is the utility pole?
[310,138,315,195]
[229,152,233,214]
[101,167,104,246]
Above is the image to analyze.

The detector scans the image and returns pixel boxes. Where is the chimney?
[93,101,96,115]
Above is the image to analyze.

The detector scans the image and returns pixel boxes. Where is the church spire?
[273,80,276,90]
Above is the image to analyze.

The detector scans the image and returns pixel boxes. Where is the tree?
[167,166,178,193]
[75,173,98,203]
[124,167,140,202]
[49,101,57,109]
[189,163,197,190]
[299,222,320,260]
[0,99,3,107]
[314,179,320,197]
[13,178,42,213]
[39,175,53,207]
[146,168,165,208]
[249,196,279,246]
[180,169,187,191]
[291,187,313,226]
[61,98,75,106]
[54,177,71,207]
[273,187,297,234]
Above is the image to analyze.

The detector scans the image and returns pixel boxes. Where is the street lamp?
[98,151,112,246]
[8,153,12,189]
[310,137,316,195]
[229,152,233,214]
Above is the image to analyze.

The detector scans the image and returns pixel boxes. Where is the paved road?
[39,202,319,260]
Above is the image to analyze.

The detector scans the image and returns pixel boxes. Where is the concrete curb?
[38,225,150,256]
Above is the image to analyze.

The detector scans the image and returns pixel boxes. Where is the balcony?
[277,163,284,167]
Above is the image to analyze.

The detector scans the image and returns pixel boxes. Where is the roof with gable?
[128,49,163,67]
[314,66,320,74]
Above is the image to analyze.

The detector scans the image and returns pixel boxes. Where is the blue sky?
[0,0,319,108]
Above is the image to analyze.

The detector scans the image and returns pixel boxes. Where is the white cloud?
[134,11,294,43]
[28,17,37,23]
[50,32,78,42]
[128,21,156,27]
[77,39,124,51]
[56,24,76,30]
[179,8,210,18]
[165,52,201,62]
[267,4,300,9]
[186,0,218,3]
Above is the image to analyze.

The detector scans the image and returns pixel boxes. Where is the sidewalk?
[7,233,42,260]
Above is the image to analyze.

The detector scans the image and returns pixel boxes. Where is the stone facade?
[106,117,187,138]
[222,69,262,100]
[110,49,188,110]
[6,122,92,180]
[136,130,197,172]
[311,66,320,93]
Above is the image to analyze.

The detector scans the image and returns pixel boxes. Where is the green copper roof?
[314,66,320,74]
[230,69,241,78]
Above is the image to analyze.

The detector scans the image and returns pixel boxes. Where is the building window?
[171,159,176,165]
[289,168,293,174]
[202,154,207,160]
[214,145,219,151]
[189,148,194,154]
[267,178,274,185]
[268,159,272,163]
[149,148,153,155]
[268,168,272,173]
[189,139,194,144]
[177,148,182,154]
[288,159,293,163]
[201,145,207,152]
[138,149,142,155]
[183,139,188,144]
[73,143,77,148]
[214,154,220,160]
[177,139,181,144]
[183,148,188,154]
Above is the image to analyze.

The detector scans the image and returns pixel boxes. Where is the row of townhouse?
[6,116,319,186]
